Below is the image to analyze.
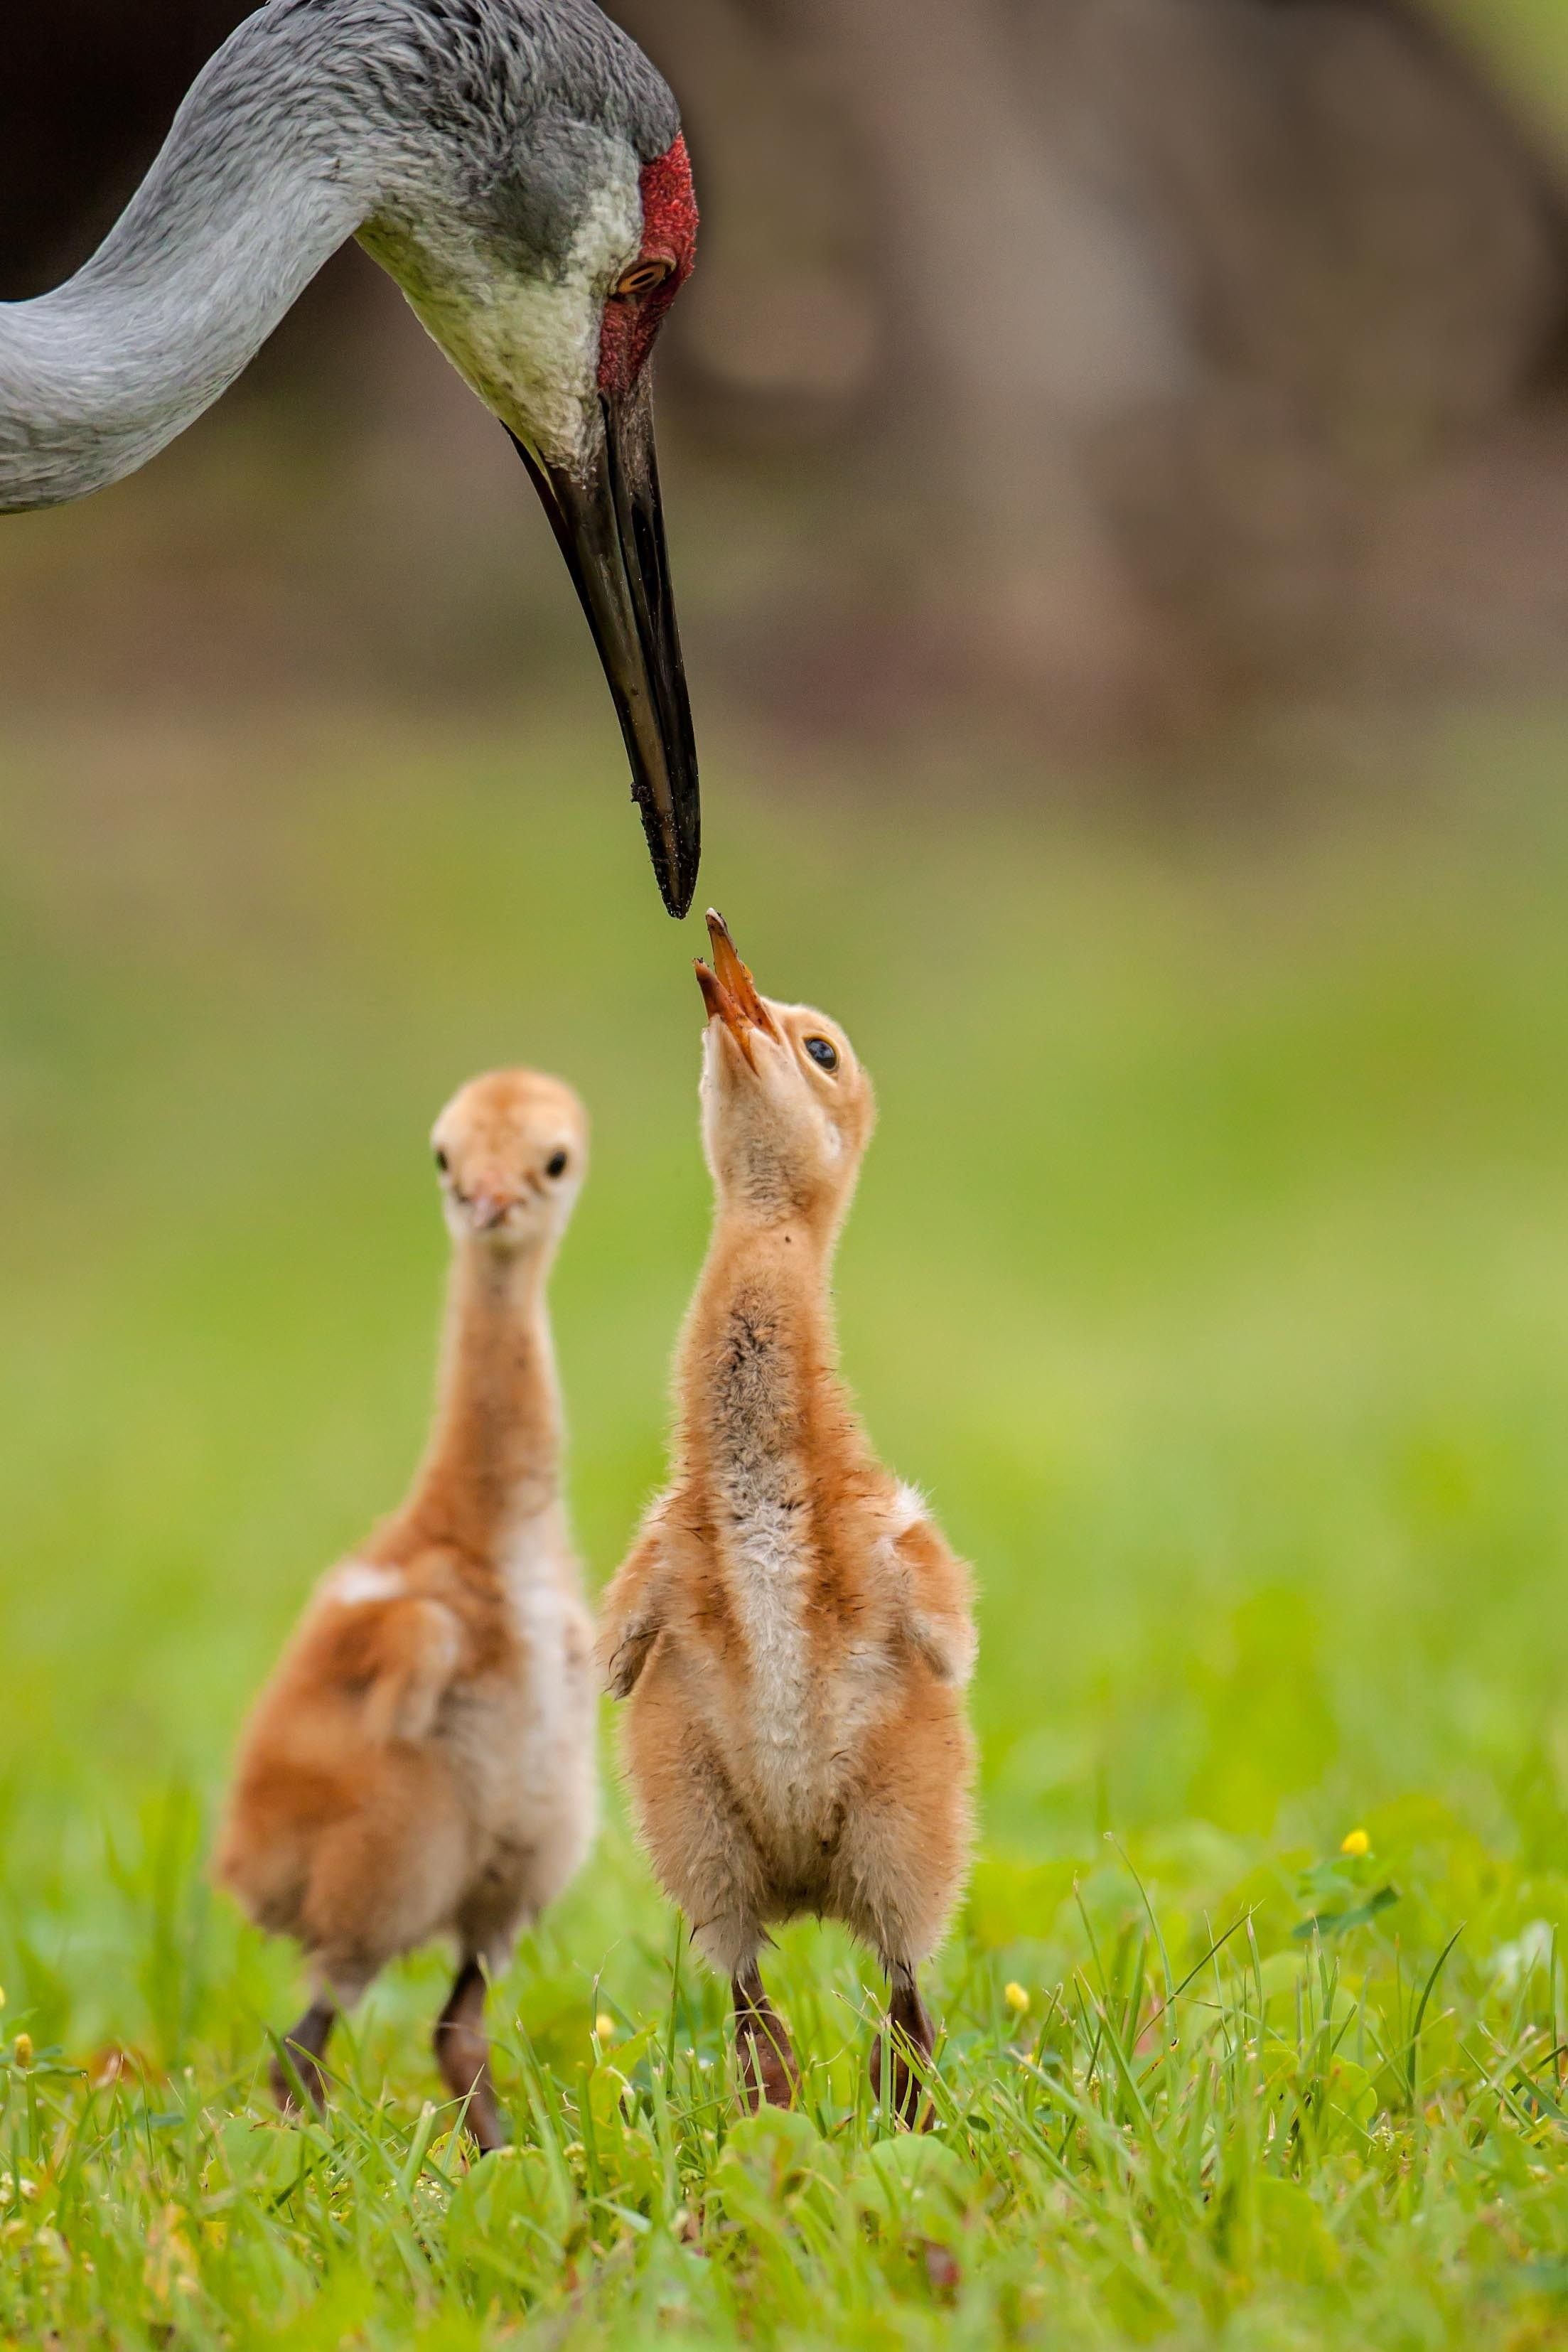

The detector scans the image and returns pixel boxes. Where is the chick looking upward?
[216,1071,596,2153]
[598,915,977,2122]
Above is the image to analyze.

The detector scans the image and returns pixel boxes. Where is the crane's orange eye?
[613,257,675,299]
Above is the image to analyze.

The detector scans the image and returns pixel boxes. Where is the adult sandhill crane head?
[0,0,703,914]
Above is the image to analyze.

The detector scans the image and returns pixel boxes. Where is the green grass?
[5,700,1568,2347]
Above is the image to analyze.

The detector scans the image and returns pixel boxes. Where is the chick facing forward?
[215,1071,596,2152]
[598,913,977,2123]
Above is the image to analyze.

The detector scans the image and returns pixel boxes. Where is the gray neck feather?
[0,0,680,513]
[0,13,384,510]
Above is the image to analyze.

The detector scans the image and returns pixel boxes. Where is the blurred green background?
[7,4,1568,2338]
[6,693,1568,2062]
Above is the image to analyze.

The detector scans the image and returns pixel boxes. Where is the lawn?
[4,699,1568,2347]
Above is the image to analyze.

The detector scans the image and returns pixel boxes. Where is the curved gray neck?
[0,13,380,511]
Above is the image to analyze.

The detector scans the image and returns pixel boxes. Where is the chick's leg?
[434,1958,508,2154]
[732,1960,800,2112]
[270,1998,336,2116]
[623,1674,790,2107]
[871,1960,936,2130]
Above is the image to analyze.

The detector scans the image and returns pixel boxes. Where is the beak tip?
[648,813,700,919]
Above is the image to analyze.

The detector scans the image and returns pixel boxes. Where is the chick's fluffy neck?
[676,1208,847,1486]
[709,1135,857,1247]
[401,1235,563,1562]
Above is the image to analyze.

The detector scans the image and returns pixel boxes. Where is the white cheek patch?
[326,1562,404,1608]
[822,1120,844,1161]
[421,274,597,461]
[377,169,642,469]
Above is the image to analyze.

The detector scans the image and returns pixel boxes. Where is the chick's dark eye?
[803,1036,839,1073]
[434,1147,449,1174]
[546,1150,570,1180]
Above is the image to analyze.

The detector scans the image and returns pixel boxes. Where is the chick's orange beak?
[694,909,775,1065]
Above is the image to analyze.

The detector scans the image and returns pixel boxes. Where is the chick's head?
[431,1069,588,1252]
[694,911,875,1231]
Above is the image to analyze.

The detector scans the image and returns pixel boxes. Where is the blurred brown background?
[4,0,1568,743]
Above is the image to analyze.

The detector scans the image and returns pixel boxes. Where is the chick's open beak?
[695,908,775,1066]
[510,378,700,920]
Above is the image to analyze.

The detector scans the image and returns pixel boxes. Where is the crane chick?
[216,1071,596,2152]
[598,915,977,2123]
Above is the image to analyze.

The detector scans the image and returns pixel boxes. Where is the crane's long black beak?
[512,384,700,918]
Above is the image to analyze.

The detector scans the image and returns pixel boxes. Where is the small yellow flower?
[12,2034,32,2069]
[1341,1828,1370,1858]
[1004,1982,1031,2017]
[594,2013,617,2041]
